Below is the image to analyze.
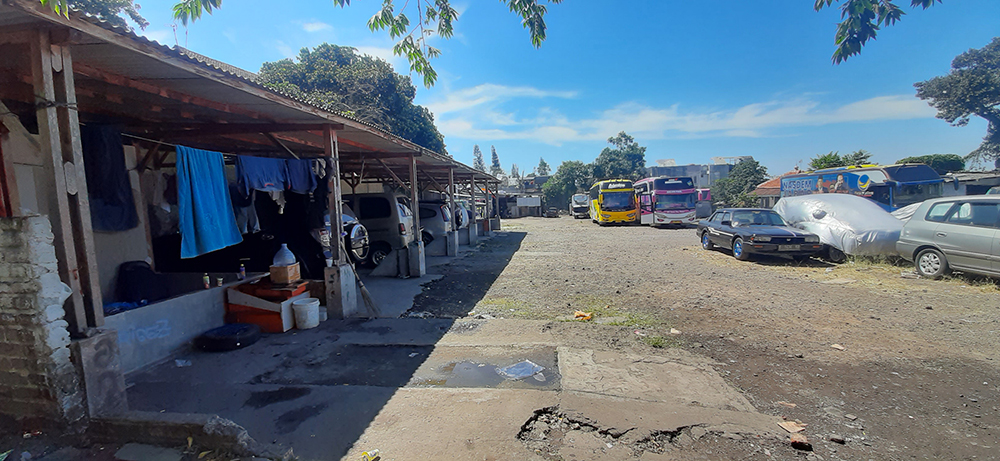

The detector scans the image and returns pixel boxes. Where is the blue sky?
[131,0,1000,175]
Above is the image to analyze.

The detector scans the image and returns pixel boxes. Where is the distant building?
[752,168,801,208]
[646,157,752,188]
[941,171,1000,196]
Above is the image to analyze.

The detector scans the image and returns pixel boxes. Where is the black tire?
[195,324,262,352]
[915,248,949,279]
[367,242,392,267]
[732,237,751,261]
[826,246,847,263]
[701,232,715,250]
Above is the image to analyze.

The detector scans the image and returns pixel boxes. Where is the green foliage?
[542,160,592,208]
[915,37,1000,164]
[808,149,874,170]
[712,159,768,207]
[259,44,446,154]
[473,145,486,172]
[536,157,551,176]
[490,146,504,177]
[897,154,965,174]
[510,164,520,179]
[164,0,562,87]
[60,0,149,29]
[591,132,647,180]
[814,0,941,64]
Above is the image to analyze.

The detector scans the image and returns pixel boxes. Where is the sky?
[130,0,1000,176]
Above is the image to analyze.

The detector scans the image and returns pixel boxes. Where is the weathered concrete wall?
[0,216,85,425]
[104,286,227,374]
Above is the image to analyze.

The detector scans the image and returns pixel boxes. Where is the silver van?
[343,192,416,266]
[896,196,1000,279]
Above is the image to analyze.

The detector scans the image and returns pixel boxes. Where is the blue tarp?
[176,145,243,258]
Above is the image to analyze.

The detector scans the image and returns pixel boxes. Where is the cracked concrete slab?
[558,347,757,413]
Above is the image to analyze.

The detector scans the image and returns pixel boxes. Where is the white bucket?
[292,298,320,329]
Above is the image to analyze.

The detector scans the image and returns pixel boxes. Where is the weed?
[642,335,682,348]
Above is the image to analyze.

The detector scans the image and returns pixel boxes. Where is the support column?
[323,125,358,318]
[31,29,103,332]
[445,167,458,256]
[407,154,425,276]
[469,175,479,243]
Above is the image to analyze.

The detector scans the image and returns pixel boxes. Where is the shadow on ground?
[125,233,527,460]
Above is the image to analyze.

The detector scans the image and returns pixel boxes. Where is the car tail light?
[398,223,406,235]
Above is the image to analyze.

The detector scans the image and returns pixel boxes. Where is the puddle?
[411,359,559,389]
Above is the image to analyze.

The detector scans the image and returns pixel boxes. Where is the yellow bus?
[589,179,638,225]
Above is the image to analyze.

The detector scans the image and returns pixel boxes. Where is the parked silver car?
[896,196,1000,279]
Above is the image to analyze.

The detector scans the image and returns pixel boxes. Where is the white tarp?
[891,202,922,222]
[773,194,903,256]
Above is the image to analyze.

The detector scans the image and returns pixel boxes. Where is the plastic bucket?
[292,298,320,329]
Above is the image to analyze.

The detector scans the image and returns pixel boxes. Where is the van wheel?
[367,242,392,267]
[826,246,847,263]
[915,248,949,279]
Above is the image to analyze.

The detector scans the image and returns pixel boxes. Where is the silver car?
[896,196,1000,279]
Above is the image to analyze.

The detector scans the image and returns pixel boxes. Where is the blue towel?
[176,146,243,258]
[236,156,288,196]
[286,159,317,194]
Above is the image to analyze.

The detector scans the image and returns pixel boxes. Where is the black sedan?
[697,208,823,261]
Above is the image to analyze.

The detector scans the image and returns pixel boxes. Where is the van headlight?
[805,235,820,243]
[751,235,770,242]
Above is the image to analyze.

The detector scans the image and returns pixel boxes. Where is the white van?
[343,192,416,266]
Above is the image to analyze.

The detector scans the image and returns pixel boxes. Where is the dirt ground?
[413,216,1000,460]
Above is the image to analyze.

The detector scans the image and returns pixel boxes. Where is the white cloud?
[430,90,936,146]
[274,40,297,59]
[141,29,174,46]
[302,21,332,33]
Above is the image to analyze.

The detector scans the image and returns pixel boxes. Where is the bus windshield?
[730,210,786,227]
[894,182,943,207]
[655,194,695,210]
[601,191,635,211]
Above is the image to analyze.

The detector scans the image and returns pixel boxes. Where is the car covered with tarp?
[773,194,903,259]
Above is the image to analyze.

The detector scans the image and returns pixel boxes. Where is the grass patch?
[474,297,542,319]
[607,313,661,328]
[642,335,683,349]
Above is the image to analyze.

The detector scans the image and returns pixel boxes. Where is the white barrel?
[292,298,320,329]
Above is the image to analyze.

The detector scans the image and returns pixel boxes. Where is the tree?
[712,159,768,207]
[510,164,520,180]
[842,149,874,166]
[815,0,941,64]
[472,145,486,172]
[591,132,647,180]
[542,160,592,208]
[808,150,874,170]
[163,0,562,87]
[536,158,551,176]
[897,154,966,174]
[915,37,1000,164]
[54,0,148,30]
[490,146,504,177]
[259,44,446,154]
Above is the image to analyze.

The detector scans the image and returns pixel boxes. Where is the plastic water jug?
[273,243,297,266]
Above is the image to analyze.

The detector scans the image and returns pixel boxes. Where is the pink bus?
[634,177,698,227]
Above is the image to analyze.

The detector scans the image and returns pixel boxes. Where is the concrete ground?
[125,234,785,460]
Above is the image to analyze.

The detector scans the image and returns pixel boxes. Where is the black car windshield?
[601,191,634,211]
[730,210,786,226]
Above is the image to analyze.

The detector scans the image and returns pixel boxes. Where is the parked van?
[897,196,1000,279]
[418,201,453,245]
[343,192,415,266]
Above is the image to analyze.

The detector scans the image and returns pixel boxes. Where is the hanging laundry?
[230,184,260,234]
[176,146,242,258]
[236,155,288,196]
[80,125,138,232]
[287,158,317,194]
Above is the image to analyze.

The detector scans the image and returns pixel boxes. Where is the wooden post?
[409,154,420,238]
[323,125,344,264]
[470,176,477,223]
[448,168,456,232]
[31,29,104,332]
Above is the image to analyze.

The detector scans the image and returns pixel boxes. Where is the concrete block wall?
[0,216,85,426]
